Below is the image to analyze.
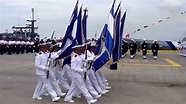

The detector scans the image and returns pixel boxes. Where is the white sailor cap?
[58,42,62,47]
[53,43,60,47]
[38,42,48,47]
[72,44,85,50]
[131,39,136,42]
[88,41,97,47]
[153,40,158,43]
[38,42,51,47]
[123,39,127,42]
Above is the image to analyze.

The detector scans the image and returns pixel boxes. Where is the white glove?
[82,68,87,72]
[82,59,87,62]
[84,62,87,68]
[48,58,52,62]
[44,67,49,71]
[87,70,90,75]
[93,57,96,61]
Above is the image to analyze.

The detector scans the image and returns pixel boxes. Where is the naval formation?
[0,38,40,55]
[32,39,111,104]
[0,38,160,59]
[32,38,159,104]
[0,37,160,104]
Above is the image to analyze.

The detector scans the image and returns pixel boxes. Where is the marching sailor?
[79,44,102,99]
[86,41,109,95]
[52,43,70,91]
[32,42,60,102]
[64,44,97,104]
[39,43,66,97]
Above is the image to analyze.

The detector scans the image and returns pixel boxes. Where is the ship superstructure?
[0,8,39,40]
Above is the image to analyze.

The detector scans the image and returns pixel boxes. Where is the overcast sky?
[0,0,186,40]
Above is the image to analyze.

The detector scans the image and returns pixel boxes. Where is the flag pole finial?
[112,0,116,6]
[84,7,88,12]
[119,1,121,5]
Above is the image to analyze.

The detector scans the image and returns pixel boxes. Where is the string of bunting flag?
[125,11,186,38]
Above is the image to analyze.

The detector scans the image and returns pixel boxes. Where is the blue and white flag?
[56,1,78,60]
[93,0,115,71]
[94,24,108,56]
[82,8,88,40]
[112,9,121,63]
[119,11,127,59]
[57,4,86,66]
[74,6,84,45]
[120,11,126,38]
[61,6,85,66]
[114,1,121,18]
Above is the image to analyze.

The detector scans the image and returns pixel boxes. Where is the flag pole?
[46,31,55,79]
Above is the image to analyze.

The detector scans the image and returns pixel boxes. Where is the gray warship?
[0,8,39,40]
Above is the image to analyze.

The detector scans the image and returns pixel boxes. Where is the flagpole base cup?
[110,63,117,70]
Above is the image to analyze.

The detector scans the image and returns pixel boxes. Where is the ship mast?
[27,8,37,40]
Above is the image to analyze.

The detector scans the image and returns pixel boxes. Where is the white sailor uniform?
[64,52,96,104]
[52,51,70,91]
[32,51,60,102]
[86,50,107,94]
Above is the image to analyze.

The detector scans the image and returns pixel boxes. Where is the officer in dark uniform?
[12,39,16,54]
[3,39,8,54]
[20,39,25,54]
[7,39,12,55]
[30,40,34,53]
[26,40,30,53]
[16,39,21,54]
[122,40,128,58]
[34,38,40,53]
[141,39,148,59]
[129,39,137,59]
[0,39,3,55]
[151,40,159,60]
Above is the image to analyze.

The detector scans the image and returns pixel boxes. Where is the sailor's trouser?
[33,75,57,99]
